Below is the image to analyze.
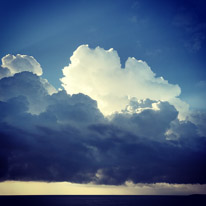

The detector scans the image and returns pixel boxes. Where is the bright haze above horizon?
[0,0,206,195]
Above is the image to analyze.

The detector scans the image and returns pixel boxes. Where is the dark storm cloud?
[112,100,178,141]
[0,72,50,114]
[0,72,206,185]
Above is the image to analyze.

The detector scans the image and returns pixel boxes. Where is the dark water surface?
[0,195,205,206]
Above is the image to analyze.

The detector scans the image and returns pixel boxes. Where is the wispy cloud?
[173,8,206,52]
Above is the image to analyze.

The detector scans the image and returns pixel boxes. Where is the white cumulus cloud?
[61,45,187,119]
[0,54,43,79]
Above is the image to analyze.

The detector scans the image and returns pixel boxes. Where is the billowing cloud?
[0,72,56,114]
[0,72,206,185]
[0,54,43,79]
[112,99,178,141]
[0,49,205,187]
[61,45,188,119]
[0,53,56,114]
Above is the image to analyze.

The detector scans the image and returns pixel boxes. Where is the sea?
[0,195,205,206]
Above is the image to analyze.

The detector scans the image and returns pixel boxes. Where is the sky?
[0,0,206,195]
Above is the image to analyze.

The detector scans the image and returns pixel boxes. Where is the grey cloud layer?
[0,71,206,184]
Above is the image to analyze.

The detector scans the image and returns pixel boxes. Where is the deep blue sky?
[0,0,206,108]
